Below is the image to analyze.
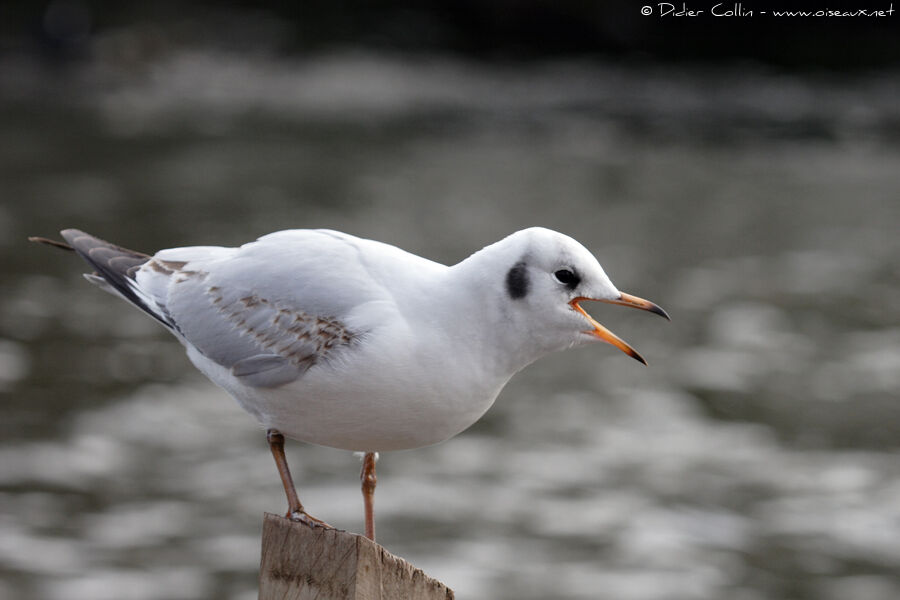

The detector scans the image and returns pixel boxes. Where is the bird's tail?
[29,229,169,326]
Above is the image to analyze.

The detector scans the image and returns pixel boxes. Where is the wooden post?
[258,513,455,600]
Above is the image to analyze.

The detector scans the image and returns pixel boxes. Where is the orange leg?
[360,452,378,541]
[267,429,331,529]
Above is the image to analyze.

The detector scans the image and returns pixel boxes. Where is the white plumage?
[60,226,669,450]
[40,226,667,536]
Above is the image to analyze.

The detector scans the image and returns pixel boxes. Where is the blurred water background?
[2,2,900,600]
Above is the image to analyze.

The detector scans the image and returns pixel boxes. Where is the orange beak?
[569,292,670,365]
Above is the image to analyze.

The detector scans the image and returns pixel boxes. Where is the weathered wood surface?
[258,513,455,600]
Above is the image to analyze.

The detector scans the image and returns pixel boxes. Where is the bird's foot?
[286,509,333,530]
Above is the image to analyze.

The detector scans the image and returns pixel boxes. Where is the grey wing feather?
[159,261,362,388]
[231,354,307,388]
[84,273,123,298]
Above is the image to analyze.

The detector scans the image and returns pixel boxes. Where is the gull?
[31,227,668,541]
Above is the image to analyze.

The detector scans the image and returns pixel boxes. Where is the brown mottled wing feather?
[163,270,359,387]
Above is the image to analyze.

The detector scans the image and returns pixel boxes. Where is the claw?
[287,510,333,530]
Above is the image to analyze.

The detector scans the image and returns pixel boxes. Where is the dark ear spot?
[506,261,529,300]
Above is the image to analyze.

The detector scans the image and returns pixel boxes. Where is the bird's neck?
[439,248,552,379]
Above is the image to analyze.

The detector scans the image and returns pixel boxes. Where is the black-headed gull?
[32,227,668,540]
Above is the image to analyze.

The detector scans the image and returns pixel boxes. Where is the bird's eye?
[554,269,580,288]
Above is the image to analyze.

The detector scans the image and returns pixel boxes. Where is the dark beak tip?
[629,349,649,366]
[655,305,672,321]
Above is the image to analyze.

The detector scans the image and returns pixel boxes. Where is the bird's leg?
[360,452,378,541]
[267,429,302,514]
[266,429,331,529]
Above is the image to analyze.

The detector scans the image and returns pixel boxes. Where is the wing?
[134,230,392,388]
[59,229,168,325]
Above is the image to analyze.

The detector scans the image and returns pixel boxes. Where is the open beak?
[568,292,670,365]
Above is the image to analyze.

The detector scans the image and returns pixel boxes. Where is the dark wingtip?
[28,236,74,251]
[59,229,88,245]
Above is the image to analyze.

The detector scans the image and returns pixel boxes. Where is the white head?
[460,227,668,371]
